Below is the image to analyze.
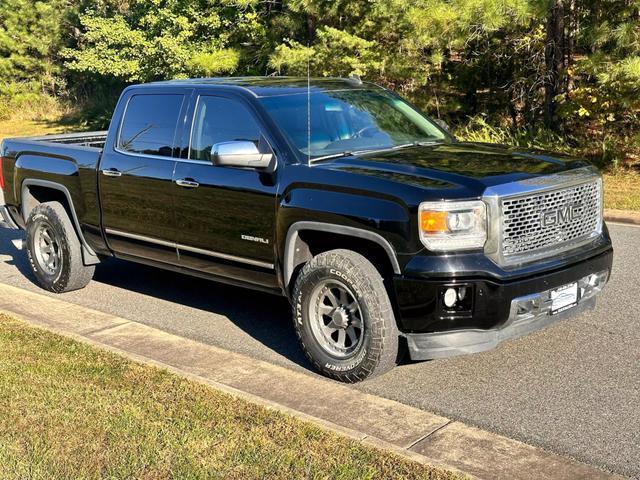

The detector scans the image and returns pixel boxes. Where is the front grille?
[500,180,601,259]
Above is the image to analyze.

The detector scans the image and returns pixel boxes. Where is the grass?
[1,115,638,212]
[0,118,79,138]
[602,171,640,211]
[0,314,459,480]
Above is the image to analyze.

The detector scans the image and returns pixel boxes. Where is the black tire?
[25,201,95,293]
[292,249,399,382]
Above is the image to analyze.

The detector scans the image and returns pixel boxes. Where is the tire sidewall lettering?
[295,263,372,374]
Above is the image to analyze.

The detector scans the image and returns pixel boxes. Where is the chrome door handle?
[175,179,199,188]
[101,168,122,177]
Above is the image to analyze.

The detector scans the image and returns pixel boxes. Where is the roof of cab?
[145,76,380,98]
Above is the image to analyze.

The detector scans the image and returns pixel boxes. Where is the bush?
[454,115,581,157]
[0,90,66,122]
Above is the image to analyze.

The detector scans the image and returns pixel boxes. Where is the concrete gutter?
[604,209,640,226]
[0,283,623,480]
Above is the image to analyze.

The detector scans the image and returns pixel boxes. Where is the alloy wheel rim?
[308,279,364,358]
[34,223,61,276]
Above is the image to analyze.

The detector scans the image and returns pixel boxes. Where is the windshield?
[259,88,448,160]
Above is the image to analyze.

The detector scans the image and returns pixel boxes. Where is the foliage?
[0,0,73,94]
[454,115,575,155]
[62,1,266,82]
[0,0,639,169]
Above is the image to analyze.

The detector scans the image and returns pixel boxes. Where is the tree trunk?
[544,0,565,130]
[566,0,576,93]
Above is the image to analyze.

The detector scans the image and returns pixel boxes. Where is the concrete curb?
[0,283,623,480]
[604,209,640,226]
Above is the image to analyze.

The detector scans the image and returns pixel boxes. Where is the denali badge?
[541,203,582,227]
[241,234,270,244]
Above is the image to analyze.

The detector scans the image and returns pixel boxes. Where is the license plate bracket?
[550,282,578,315]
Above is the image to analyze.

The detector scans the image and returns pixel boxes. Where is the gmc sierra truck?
[0,77,612,382]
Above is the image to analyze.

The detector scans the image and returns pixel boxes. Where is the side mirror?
[211,141,273,169]
[433,118,450,132]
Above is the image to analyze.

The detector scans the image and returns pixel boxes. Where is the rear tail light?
[0,157,4,191]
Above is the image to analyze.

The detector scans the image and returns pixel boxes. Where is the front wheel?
[292,249,399,382]
[26,201,95,293]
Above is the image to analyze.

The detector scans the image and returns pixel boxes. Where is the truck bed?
[0,131,107,212]
[23,131,107,150]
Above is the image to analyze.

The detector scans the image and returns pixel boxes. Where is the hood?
[315,142,591,195]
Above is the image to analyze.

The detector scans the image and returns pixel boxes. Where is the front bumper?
[394,246,613,360]
[405,269,607,360]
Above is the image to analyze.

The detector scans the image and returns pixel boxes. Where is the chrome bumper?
[406,269,609,360]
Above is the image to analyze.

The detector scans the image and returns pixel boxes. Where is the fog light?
[444,288,457,308]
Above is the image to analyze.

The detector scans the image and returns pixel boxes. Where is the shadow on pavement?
[0,227,312,370]
[94,258,312,369]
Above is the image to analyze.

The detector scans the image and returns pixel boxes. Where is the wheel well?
[286,229,397,292]
[22,185,71,221]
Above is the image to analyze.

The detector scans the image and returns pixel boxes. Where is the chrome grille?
[500,180,601,259]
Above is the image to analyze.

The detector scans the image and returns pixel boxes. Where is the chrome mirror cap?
[211,141,273,169]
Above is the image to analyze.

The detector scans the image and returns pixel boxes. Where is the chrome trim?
[104,228,274,269]
[175,179,200,188]
[214,140,262,156]
[483,166,603,267]
[105,228,175,248]
[101,169,122,177]
[113,146,210,165]
[177,244,274,269]
[187,95,201,161]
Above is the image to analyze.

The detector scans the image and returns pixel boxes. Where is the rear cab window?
[117,94,185,158]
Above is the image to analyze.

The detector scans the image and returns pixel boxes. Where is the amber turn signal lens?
[420,210,448,233]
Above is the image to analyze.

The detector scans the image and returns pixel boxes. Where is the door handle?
[101,168,122,177]
[175,179,200,188]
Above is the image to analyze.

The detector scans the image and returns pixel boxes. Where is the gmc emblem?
[541,203,582,227]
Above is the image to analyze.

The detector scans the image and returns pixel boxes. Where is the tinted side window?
[118,94,184,157]
[190,96,261,161]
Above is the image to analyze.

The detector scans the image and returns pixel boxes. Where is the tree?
[544,0,566,129]
[0,0,73,95]
[64,0,268,82]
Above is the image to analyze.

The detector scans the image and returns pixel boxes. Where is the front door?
[172,94,279,288]
[99,91,186,264]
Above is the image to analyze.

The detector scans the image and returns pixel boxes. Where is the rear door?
[99,89,188,264]
[171,93,279,289]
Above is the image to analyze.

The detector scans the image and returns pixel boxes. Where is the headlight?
[419,200,487,251]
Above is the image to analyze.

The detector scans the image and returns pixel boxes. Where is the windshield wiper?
[309,140,441,164]
[309,147,393,163]
[392,140,440,149]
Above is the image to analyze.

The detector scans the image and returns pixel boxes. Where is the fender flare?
[21,179,100,265]
[283,221,401,288]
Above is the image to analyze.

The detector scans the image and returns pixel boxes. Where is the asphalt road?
[0,224,638,477]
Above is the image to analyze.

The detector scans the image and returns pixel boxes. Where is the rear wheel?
[26,201,95,292]
[292,249,399,382]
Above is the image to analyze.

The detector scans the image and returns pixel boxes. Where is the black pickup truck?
[0,77,612,382]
